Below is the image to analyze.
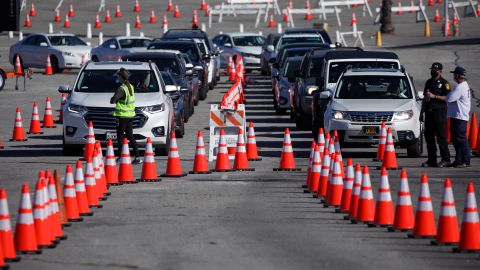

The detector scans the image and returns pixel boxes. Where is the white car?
[212,32,266,71]
[59,61,174,155]
[322,67,423,157]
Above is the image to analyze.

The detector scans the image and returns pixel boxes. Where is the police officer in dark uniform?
[421,62,451,167]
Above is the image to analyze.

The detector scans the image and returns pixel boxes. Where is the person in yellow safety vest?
[110,67,142,164]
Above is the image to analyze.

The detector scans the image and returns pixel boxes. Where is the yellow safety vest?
[113,84,135,117]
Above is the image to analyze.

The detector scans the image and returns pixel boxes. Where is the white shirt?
[446,81,471,121]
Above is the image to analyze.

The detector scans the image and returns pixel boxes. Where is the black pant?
[424,109,450,164]
[116,117,139,157]
[450,118,470,165]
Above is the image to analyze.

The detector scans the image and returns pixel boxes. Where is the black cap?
[115,67,130,80]
[430,62,442,71]
[451,66,466,76]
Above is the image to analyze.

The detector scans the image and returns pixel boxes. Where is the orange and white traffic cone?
[42,97,56,128]
[174,5,181,18]
[389,169,414,232]
[84,121,95,160]
[316,128,326,151]
[351,11,357,26]
[161,133,187,177]
[29,2,37,17]
[229,61,237,81]
[150,10,157,24]
[33,179,55,248]
[14,184,41,254]
[309,145,322,194]
[135,15,141,29]
[96,142,108,196]
[304,141,316,190]
[434,8,441,23]
[305,0,312,21]
[85,156,102,208]
[453,183,480,252]
[468,112,478,149]
[192,9,199,28]
[74,160,92,216]
[104,139,119,186]
[338,158,354,213]
[273,128,300,171]
[115,5,122,17]
[190,131,211,174]
[431,178,459,245]
[477,3,480,17]
[24,14,32,28]
[323,153,335,203]
[373,168,394,227]
[63,165,83,222]
[28,102,43,134]
[227,54,233,74]
[68,4,75,17]
[44,54,53,75]
[214,129,233,172]
[94,13,101,28]
[326,155,343,207]
[355,166,375,224]
[14,55,23,75]
[374,122,387,161]
[94,146,110,197]
[396,2,403,15]
[162,14,169,30]
[42,176,56,245]
[133,0,140,12]
[205,5,211,17]
[63,14,70,28]
[428,0,434,6]
[201,0,208,10]
[10,107,27,142]
[47,177,66,241]
[105,9,112,23]
[283,7,289,22]
[268,13,275,28]
[53,170,70,228]
[233,128,254,171]
[246,122,261,161]
[409,174,436,238]
[317,146,330,197]
[346,163,363,221]
[138,137,161,181]
[381,128,398,169]
[54,9,61,22]
[0,189,20,261]
[167,0,174,12]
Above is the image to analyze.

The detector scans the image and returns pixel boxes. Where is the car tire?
[407,137,423,158]
[62,140,83,156]
[209,82,214,90]
[50,56,63,74]
[0,71,6,91]
[156,133,171,156]
[175,117,185,138]
[199,85,207,100]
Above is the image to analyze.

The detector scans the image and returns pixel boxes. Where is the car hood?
[234,46,262,55]
[54,45,92,55]
[70,92,166,108]
[331,99,414,112]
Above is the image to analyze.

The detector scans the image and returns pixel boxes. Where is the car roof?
[125,51,180,59]
[114,36,152,40]
[150,39,197,45]
[84,61,151,70]
[225,32,264,37]
[343,68,405,76]
[281,33,322,38]
[164,29,209,38]
[285,28,328,34]
[324,50,399,61]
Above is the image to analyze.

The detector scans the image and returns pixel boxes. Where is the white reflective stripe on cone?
[0,218,12,231]
[440,205,457,217]
[64,187,76,197]
[17,213,34,225]
[169,150,180,158]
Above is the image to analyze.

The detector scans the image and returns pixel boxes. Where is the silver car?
[212,32,265,71]
[9,33,91,72]
[91,36,152,62]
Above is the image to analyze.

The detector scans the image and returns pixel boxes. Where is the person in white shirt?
[428,66,471,167]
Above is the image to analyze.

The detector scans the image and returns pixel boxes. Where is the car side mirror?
[194,66,203,72]
[335,42,342,47]
[319,90,332,100]
[185,63,194,70]
[185,69,193,76]
[266,45,274,52]
[109,44,117,49]
[224,43,232,48]
[203,54,211,60]
[58,85,71,93]
[40,42,48,47]
[417,91,424,100]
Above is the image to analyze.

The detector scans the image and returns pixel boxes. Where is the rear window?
[149,43,199,62]
[119,39,151,48]
[335,75,412,99]
[280,36,323,47]
[75,70,159,93]
[328,61,399,83]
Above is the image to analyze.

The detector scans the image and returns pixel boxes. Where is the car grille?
[349,112,393,123]
[84,107,147,130]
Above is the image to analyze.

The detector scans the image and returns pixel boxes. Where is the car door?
[34,35,51,67]
[18,35,38,67]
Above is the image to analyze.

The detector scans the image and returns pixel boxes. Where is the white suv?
[59,61,174,155]
[322,68,423,157]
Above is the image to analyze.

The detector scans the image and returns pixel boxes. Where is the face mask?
[431,70,439,77]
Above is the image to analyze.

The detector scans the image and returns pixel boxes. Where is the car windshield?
[119,39,151,48]
[283,60,302,78]
[335,75,413,99]
[309,58,324,77]
[279,48,310,66]
[75,69,159,93]
[232,36,265,46]
[328,61,399,83]
[48,35,87,46]
[160,71,174,85]
[149,43,199,62]
[280,36,323,47]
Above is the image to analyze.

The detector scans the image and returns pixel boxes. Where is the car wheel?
[50,56,63,74]
[175,117,185,139]
[407,133,423,158]
[209,82,214,90]
[199,85,207,100]
[156,131,171,156]
[62,138,83,156]
[183,107,189,123]
[91,55,99,62]
[0,71,6,91]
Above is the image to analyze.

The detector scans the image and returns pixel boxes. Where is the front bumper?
[243,56,261,70]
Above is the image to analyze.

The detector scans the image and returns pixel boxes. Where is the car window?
[22,35,38,45]
[75,69,159,93]
[197,42,207,54]
[308,58,324,77]
[102,39,118,49]
[119,39,151,48]
[48,35,87,46]
[335,75,412,99]
[283,60,302,78]
[232,36,265,46]
[35,36,49,46]
[213,36,223,46]
[279,36,323,48]
[149,43,200,63]
[328,61,399,83]
[160,71,175,85]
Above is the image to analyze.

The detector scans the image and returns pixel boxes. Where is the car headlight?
[332,110,348,120]
[63,51,75,57]
[141,104,165,114]
[392,110,414,121]
[67,104,87,113]
[306,85,319,95]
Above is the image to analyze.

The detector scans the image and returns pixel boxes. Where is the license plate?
[106,132,117,140]
[363,126,379,135]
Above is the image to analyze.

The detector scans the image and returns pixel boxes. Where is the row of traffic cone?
[10,99,56,141]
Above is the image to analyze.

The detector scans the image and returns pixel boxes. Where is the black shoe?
[437,161,450,168]
[421,161,437,167]
[454,163,467,168]
[448,162,462,168]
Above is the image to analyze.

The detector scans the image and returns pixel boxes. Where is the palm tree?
[380,0,395,33]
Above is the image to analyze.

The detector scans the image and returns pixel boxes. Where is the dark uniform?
[422,66,451,167]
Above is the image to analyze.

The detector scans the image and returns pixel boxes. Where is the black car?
[148,39,209,100]
[284,28,333,45]
[160,71,186,138]
[260,33,282,75]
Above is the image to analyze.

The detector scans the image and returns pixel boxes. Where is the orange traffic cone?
[28,102,43,134]
[135,15,141,28]
[192,9,199,28]
[389,169,414,232]
[317,146,330,197]
[351,11,357,26]
[305,0,311,20]
[434,8,441,23]
[44,54,53,75]
[274,128,300,171]
[115,5,122,17]
[304,141,316,190]
[190,131,211,174]
[229,61,236,81]
[346,163,362,221]
[33,179,55,248]
[104,139,119,186]
[63,14,70,28]
[14,55,23,75]
[53,170,70,228]
[47,176,66,241]
[468,112,478,149]
[14,184,41,254]
[338,158,354,213]
[0,189,20,261]
[174,5,181,18]
[453,183,480,252]
[431,178,459,245]
[10,107,27,141]
[396,2,403,15]
[428,0,434,6]
[138,137,161,181]
[316,128,326,151]
[234,128,254,171]
[167,0,174,11]
[161,133,187,177]
[477,3,480,17]
[268,13,275,28]
[205,5,211,17]
[84,121,95,160]
[326,155,343,207]
[105,9,112,23]
[309,144,322,193]
[150,10,157,23]
[409,174,436,238]
[246,122,261,161]
[42,97,56,128]
[29,2,37,17]
[227,54,233,74]
[54,9,61,22]
[283,7,289,22]
[68,4,75,17]
[355,166,375,224]
[133,0,140,12]
[85,156,102,208]
[94,13,101,28]
[373,168,394,227]
[93,147,109,197]
[375,122,387,161]
[323,153,335,202]
[41,176,56,245]
[214,129,233,172]
[201,0,208,10]
[381,128,398,169]
[63,165,83,222]
[24,14,32,28]
[74,160,92,216]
